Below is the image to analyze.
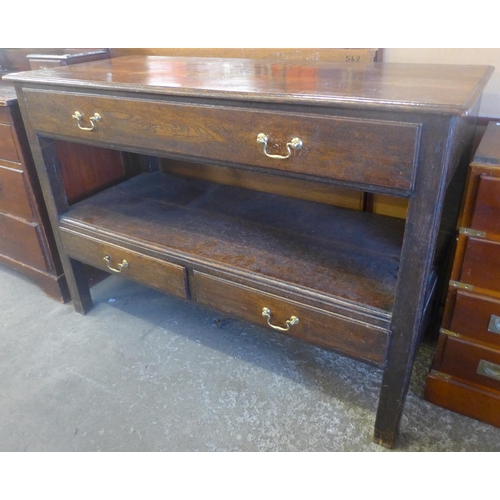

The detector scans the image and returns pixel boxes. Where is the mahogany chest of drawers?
[426,121,500,427]
[5,56,492,447]
[0,79,69,300]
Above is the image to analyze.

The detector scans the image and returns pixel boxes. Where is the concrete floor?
[1,262,500,452]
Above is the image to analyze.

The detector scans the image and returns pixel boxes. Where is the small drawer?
[470,175,500,234]
[0,212,50,271]
[449,290,500,347]
[192,271,389,366]
[23,89,420,191]
[440,335,500,392]
[59,229,188,299]
[460,237,500,291]
[0,165,34,219]
[0,122,20,164]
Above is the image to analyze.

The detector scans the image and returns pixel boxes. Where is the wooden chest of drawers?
[0,80,70,300]
[425,121,500,427]
[5,56,492,447]
[0,50,132,300]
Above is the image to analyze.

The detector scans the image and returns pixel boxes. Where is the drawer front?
[0,212,50,271]
[471,175,500,234]
[60,229,188,299]
[24,89,420,191]
[192,271,389,366]
[0,122,20,164]
[450,290,500,347]
[440,335,500,392]
[460,237,500,291]
[425,371,500,429]
[0,165,34,219]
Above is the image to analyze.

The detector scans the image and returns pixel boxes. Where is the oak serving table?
[4,56,493,448]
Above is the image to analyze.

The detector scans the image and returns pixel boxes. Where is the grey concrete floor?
[1,262,500,452]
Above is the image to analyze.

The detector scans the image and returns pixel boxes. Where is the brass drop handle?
[72,111,101,131]
[261,307,299,332]
[103,254,129,273]
[256,133,303,159]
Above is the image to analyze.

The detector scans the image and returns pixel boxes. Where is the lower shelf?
[61,171,404,311]
[58,170,407,365]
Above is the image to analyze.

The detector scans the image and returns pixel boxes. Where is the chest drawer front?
[0,165,34,219]
[450,290,500,347]
[0,212,49,271]
[24,90,420,191]
[0,107,10,125]
[460,237,500,291]
[440,335,500,392]
[471,175,500,234]
[60,229,189,299]
[192,271,389,366]
[0,122,20,164]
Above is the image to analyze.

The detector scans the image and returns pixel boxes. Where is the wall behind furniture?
[383,49,500,119]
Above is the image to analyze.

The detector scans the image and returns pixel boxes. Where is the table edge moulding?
[4,56,494,448]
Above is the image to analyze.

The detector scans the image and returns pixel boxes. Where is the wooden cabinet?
[6,56,492,448]
[0,49,131,301]
[0,81,69,300]
[426,121,500,427]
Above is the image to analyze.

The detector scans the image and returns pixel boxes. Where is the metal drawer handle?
[256,133,303,159]
[72,111,101,131]
[261,307,299,331]
[487,314,500,335]
[103,254,129,273]
[477,359,500,382]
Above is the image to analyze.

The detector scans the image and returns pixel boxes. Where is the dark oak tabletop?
[3,55,494,115]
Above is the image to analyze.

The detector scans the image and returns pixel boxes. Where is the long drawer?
[439,335,500,392]
[192,270,389,366]
[60,228,189,299]
[23,89,420,191]
[0,164,34,219]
